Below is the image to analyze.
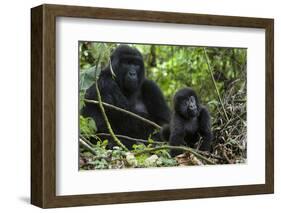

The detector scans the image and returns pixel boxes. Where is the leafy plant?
[80,116,97,138]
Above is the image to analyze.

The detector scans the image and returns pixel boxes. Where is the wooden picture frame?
[31,4,274,208]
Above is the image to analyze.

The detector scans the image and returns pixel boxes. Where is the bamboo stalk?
[203,48,229,121]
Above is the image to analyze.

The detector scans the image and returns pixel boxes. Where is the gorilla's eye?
[133,63,141,69]
[189,96,196,102]
[126,60,132,64]
[121,59,129,64]
[122,59,135,65]
[129,60,140,67]
[122,59,141,70]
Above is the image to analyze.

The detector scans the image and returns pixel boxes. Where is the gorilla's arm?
[160,124,170,141]
[169,115,185,156]
[198,106,213,151]
[141,79,171,125]
[81,72,131,133]
[84,72,130,109]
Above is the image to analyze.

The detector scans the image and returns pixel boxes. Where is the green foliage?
[80,142,178,169]
[79,42,117,70]
[79,116,97,138]
[80,67,97,92]
[132,144,150,166]
[79,42,118,94]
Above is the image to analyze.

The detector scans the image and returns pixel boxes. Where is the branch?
[109,57,116,78]
[203,48,229,121]
[96,133,222,160]
[196,149,224,160]
[79,138,97,155]
[79,137,110,162]
[96,133,166,145]
[80,135,95,146]
[222,149,234,164]
[84,99,161,130]
[94,76,129,151]
[134,145,215,165]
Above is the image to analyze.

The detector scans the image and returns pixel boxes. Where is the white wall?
[0,0,279,212]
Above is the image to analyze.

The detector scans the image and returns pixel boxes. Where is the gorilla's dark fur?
[161,88,213,156]
[81,45,171,148]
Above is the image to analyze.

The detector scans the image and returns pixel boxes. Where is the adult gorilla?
[81,45,170,148]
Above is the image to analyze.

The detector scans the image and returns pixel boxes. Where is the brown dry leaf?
[175,153,204,166]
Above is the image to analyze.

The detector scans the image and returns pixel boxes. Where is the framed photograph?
[31,4,274,208]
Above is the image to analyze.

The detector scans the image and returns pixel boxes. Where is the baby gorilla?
[161,88,213,157]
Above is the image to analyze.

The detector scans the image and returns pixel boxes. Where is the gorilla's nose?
[128,70,137,77]
[190,105,196,110]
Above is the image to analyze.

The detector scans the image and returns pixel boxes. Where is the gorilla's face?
[184,96,199,117]
[120,57,144,92]
[174,88,200,119]
[111,45,145,95]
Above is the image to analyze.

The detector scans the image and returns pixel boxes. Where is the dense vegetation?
[79,42,247,169]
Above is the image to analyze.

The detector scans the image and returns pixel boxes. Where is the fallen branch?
[196,149,224,160]
[96,133,222,160]
[134,145,215,165]
[80,137,111,162]
[222,149,233,164]
[84,99,161,130]
[81,135,218,164]
[80,135,96,146]
[79,138,97,155]
[96,133,166,145]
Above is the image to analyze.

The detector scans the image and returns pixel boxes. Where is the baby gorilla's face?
[174,88,201,119]
[185,96,199,117]
[179,95,199,119]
